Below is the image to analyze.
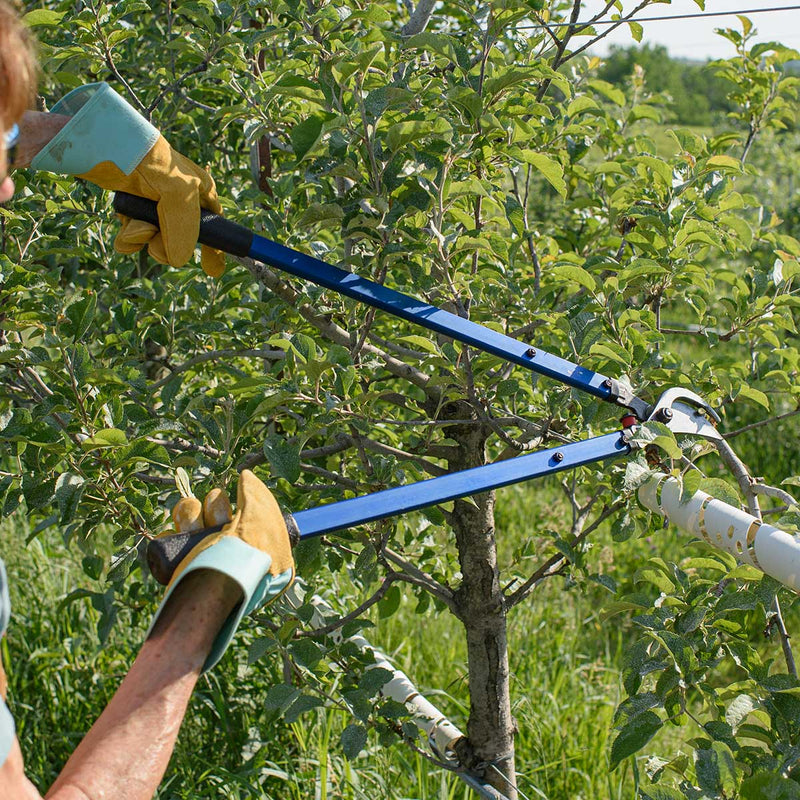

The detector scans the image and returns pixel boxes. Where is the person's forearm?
[45,572,241,800]
[13,110,71,169]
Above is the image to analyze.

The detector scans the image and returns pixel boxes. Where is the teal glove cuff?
[0,559,10,637]
[0,700,14,768]
[31,83,159,175]
[146,537,293,673]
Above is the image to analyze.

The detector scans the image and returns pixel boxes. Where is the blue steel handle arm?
[146,432,630,585]
[112,192,650,418]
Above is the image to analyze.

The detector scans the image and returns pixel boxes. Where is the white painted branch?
[638,474,800,592]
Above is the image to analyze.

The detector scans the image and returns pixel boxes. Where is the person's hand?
[31,83,225,277]
[146,470,295,672]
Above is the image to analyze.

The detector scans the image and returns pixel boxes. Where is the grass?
[0,474,744,799]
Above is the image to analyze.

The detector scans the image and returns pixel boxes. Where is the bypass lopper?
[110,194,733,584]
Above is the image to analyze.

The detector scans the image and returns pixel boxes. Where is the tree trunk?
[443,404,517,799]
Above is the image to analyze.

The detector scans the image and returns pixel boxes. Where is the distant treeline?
[597,44,737,127]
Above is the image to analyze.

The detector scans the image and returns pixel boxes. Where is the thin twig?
[149,348,285,391]
[383,546,456,612]
[724,407,800,439]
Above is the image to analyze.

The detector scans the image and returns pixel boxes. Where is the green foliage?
[4,0,800,796]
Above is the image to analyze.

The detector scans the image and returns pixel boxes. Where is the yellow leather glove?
[82,140,226,277]
[147,470,295,672]
[30,83,225,277]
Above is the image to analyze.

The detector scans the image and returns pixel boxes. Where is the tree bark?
[442,402,517,798]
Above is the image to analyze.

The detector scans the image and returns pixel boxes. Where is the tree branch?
[383,546,456,612]
[149,348,285,392]
[401,0,437,37]
[297,574,403,638]
[724,407,800,440]
[751,483,799,509]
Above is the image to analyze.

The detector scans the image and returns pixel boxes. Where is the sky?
[575,1,800,61]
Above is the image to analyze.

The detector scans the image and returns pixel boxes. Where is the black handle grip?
[146,514,301,586]
[112,191,254,258]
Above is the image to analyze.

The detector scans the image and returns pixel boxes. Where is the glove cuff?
[146,537,294,673]
[0,700,14,768]
[32,83,159,175]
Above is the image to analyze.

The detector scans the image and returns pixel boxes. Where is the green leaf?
[248,637,277,664]
[107,549,136,584]
[649,435,682,460]
[611,510,637,543]
[297,203,344,228]
[740,773,800,800]
[359,667,394,697]
[706,155,744,173]
[725,694,756,730]
[515,150,566,197]
[588,79,626,106]
[610,711,662,770]
[635,156,673,189]
[264,684,301,714]
[284,694,323,724]
[634,565,675,594]
[624,460,651,492]
[378,584,402,619]
[64,293,97,341]
[696,742,737,795]
[396,335,441,355]
[23,8,67,25]
[386,117,453,151]
[263,435,302,483]
[340,724,368,759]
[737,384,770,411]
[550,264,596,292]
[22,474,56,510]
[289,639,324,669]
[639,786,684,800]
[55,472,85,524]
[699,478,741,509]
[81,428,128,450]
[117,440,170,469]
[291,115,324,161]
[628,21,643,42]
[82,555,104,581]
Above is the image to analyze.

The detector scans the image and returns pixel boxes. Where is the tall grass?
[1,478,689,799]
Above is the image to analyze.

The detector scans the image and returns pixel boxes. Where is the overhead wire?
[517,4,800,30]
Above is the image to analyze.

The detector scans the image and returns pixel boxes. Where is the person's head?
[0,0,37,202]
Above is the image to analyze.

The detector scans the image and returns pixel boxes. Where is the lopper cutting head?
[638,387,722,442]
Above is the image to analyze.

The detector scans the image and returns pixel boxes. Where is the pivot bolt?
[656,407,673,422]
[603,378,613,389]
[525,347,536,358]
[553,451,564,463]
